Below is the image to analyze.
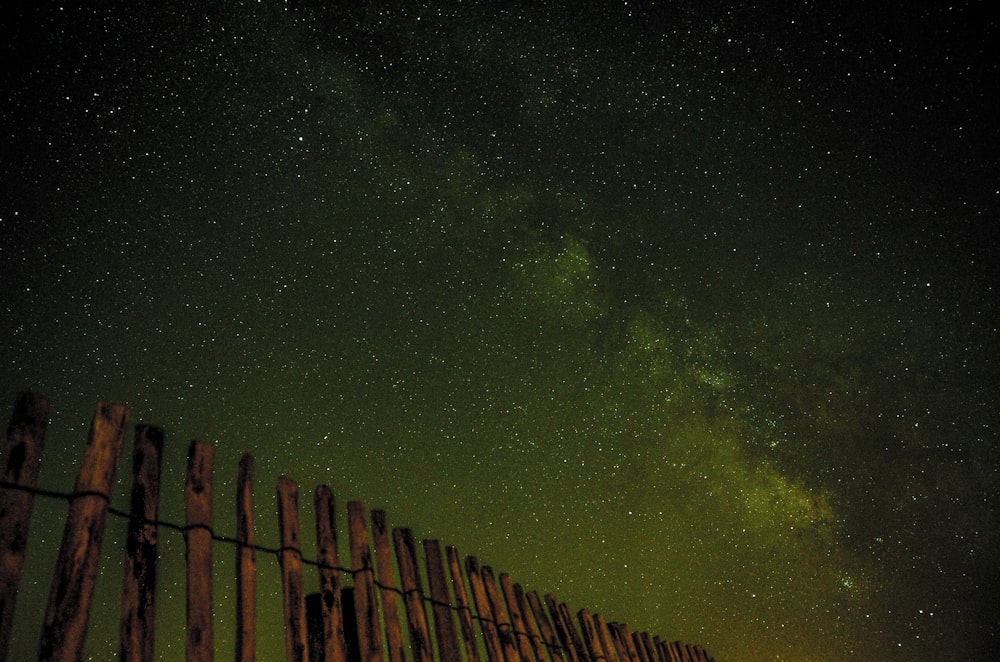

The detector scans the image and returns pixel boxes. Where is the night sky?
[2,2,997,660]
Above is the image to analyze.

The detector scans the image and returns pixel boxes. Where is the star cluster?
[2,2,997,660]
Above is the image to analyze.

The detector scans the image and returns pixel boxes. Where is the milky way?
[2,2,997,659]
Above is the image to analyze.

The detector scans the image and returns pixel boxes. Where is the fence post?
[0,392,50,662]
[576,609,606,662]
[512,583,546,662]
[119,424,164,662]
[348,501,383,662]
[185,441,214,662]
[445,547,480,662]
[422,540,462,662]
[525,590,563,662]
[482,566,521,662]
[38,401,130,662]
[465,557,504,662]
[499,574,536,662]
[371,510,404,662]
[236,454,256,662]
[594,614,621,662]
[314,485,347,662]
[551,599,587,662]
[392,528,433,662]
[278,476,309,662]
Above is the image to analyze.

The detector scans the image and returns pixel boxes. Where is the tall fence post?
[314,485,347,662]
[185,441,214,662]
[278,476,309,662]
[0,392,50,662]
[119,424,164,662]
[38,401,130,662]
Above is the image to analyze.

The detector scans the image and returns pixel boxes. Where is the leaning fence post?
[499,574,535,662]
[525,590,563,662]
[392,528,433,662]
[278,476,309,662]
[0,392,50,662]
[185,441,214,662]
[445,547,480,662]
[482,566,521,662]
[465,557,504,662]
[38,401,130,662]
[119,424,164,662]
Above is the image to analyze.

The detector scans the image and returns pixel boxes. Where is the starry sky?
[2,1,997,660]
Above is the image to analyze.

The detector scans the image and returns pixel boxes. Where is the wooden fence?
[0,393,715,662]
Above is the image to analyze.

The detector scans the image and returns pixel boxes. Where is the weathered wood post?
[119,424,164,662]
[314,485,347,662]
[512,583,546,662]
[392,527,433,662]
[525,590,564,662]
[347,501,383,662]
[236,454,256,662]
[0,392,50,662]
[445,546,481,662]
[278,476,309,662]
[371,510,404,662]
[594,614,621,662]
[422,539,462,662]
[465,556,504,662]
[481,566,521,662]
[499,574,536,662]
[38,401,130,662]
[576,609,606,662]
[185,441,214,662]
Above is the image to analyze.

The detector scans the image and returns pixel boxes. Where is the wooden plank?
[446,546,481,662]
[636,632,655,662]
[607,624,631,662]
[0,391,49,662]
[465,556,504,662]
[593,615,620,662]
[119,424,164,662]
[393,528,433,662]
[481,566,520,662]
[348,501,383,662]
[576,609,605,662]
[422,539,462,662]
[38,401,129,662]
[651,637,667,662]
[499,574,536,662]
[371,510,404,662]
[544,596,583,662]
[512,583,546,662]
[315,485,347,662]
[236,454,256,662]
[278,476,309,662]
[185,440,215,662]
[525,590,564,662]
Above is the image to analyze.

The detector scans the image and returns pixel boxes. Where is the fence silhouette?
[0,393,715,662]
